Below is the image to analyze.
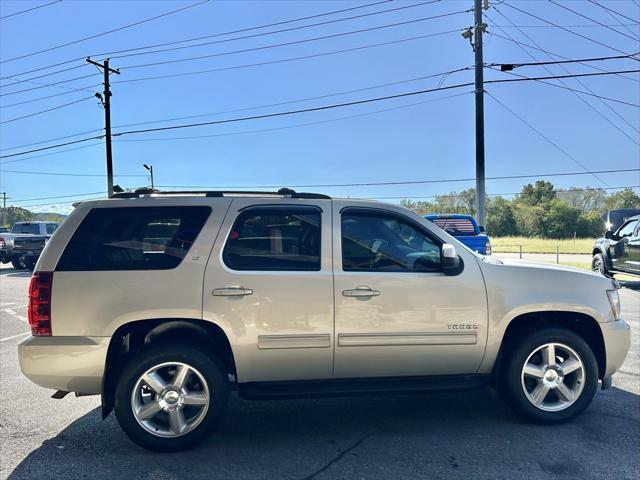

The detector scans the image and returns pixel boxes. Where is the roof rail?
[111,187,330,200]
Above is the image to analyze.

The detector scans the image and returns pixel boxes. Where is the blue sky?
[0,0,638,213]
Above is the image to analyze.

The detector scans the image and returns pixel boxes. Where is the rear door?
[202,198,334,383]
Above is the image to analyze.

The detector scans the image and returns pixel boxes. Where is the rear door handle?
[342,286,380,298]
[212,286,253,297]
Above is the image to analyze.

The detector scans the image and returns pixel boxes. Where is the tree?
[557,187,607,213]
[516,181,556,207]
[486,196,516,236]
[604,188,640,210]
[2,206,34,227]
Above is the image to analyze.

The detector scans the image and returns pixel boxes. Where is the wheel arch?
[101,318,236,420]
[492,310,606,386]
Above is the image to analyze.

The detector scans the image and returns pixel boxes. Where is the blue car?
[425,214,491,255]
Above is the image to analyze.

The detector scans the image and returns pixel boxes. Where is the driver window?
[341,211,441,272]
[618,220,638,238]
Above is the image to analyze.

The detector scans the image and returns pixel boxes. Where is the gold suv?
[18,189,630,451]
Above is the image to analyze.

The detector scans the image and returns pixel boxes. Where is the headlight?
[606,289,621,320]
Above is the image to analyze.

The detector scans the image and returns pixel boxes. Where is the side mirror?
[478,225,486,233]
[441,243,462,275]
[605,230,615,240]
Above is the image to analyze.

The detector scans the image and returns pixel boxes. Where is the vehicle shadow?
[7,386,640,480]
[0,268,31,278]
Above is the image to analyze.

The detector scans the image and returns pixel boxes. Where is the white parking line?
[0,332,29,342]
[2,308,27,323]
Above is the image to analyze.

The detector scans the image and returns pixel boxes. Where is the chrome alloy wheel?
[131,362,210,438]
[521,343,585,412]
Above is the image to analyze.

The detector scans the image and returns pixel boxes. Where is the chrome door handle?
[212,286,253,296]
[342,286,380,298]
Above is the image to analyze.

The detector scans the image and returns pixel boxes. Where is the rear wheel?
[591,253,608,276]
[501,328,598,423]
[114,345,229,451]
[11,255,26,270]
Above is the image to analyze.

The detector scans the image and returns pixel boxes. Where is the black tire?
[591,253,608,276]
[114,345,229,451]
[11,255,26,270]
[24,257,37,270]
[500,327,598,424]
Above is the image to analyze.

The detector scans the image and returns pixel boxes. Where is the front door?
[610,219,638,272]
[203,198,334,383]
[332,202,488,378]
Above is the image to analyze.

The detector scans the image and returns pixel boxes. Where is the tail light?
[0,237,5,248]
[28,272,53,336]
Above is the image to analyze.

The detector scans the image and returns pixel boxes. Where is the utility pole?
[143,164,154,190]
[86,57,120,198]
[1,192,7,227]
[473,0,487,227]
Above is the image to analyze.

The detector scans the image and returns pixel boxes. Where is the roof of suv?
[110,187,330,200]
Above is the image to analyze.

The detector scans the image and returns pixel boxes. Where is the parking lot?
[0,263,638,480]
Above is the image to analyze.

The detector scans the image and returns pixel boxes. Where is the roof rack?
[112,187,330,200]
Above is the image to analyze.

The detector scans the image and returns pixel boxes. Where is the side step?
[238,374,489,400]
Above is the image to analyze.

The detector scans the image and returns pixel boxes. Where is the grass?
[491,236,593,254]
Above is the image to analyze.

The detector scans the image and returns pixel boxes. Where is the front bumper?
[601,319,631,379]
[18,336,109,394]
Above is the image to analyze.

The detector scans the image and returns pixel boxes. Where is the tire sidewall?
[502,328,598,424]
[114,345,229,451]
[591,253,607,275]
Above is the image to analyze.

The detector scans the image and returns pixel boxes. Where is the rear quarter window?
[56,206,211,271]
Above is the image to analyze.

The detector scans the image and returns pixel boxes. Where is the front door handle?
[212,286,253,297]
[342,286,380,298]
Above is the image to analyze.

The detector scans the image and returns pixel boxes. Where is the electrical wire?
[486,91,611,187]
[0,142,103,165]
[0,96,94,125]
[548,0,639,42]
[1,63,89,88]
[587,0,640,41]
[119,10,469,70]
[0,72,97,97]
[0,0,393,79]
[587,0,640,25]
[2,70,638,160]
[2,169,146,177]
[0,0,62,20]
[0,84,102,108]
[485,53,640,68]
[501,2,633,55]
[0,0,211,64]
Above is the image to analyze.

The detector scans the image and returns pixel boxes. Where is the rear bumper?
[18,336,109,394]
[600,319,631,378]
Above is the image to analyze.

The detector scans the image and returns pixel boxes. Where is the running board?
[238,374,489,400]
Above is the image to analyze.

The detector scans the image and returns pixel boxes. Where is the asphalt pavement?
[0,263,638,480]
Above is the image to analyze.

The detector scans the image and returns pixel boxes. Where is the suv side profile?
[18,189,630,451]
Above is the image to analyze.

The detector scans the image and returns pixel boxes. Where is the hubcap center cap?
[164,390,180,405]
[543,369,561,387]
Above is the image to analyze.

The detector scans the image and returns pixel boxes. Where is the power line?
[0,72,97,97]
[0,142,103,165]
[548,0,639,42]
[486,91,611,187]
[154,169,640,190]
[501,2,632,56]
[587,0,640,41]
[115,30,460,84]
[586,0,640,25]
[0,0,210,64]
[0,0,392,79]
[0,0,62,20]
[491,23,640,28]
[485,52,640,69]
[0,96,94,125]
[99,0,418,58]
[488,32,640,83]
[119,10,469,70]
[11,191,106,202]
[0,84,102,108]
[0,66,473,152]
[1,63,89,88]
[2,69,637,160]
[2,169,145,178]
[489,8,640,144]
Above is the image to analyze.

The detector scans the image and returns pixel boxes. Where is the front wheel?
[591,253,608,276]
[114,345,229,451]
[501,328,598,423]
[11,255,27,270]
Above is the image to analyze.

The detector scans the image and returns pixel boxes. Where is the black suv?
[592,214,640,276]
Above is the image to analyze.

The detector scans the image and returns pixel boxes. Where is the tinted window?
[57,206,211,271]
[617,220,638,238]
[342,211,441,272]
[223,209,321,271]
[430,217,476,235]
[46,223,58,234]
[12,223,39,234]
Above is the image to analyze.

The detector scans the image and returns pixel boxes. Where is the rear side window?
[57,206,211,271]
[223,208,321,271]
[46,223,58,234]
[430,217,476,235]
